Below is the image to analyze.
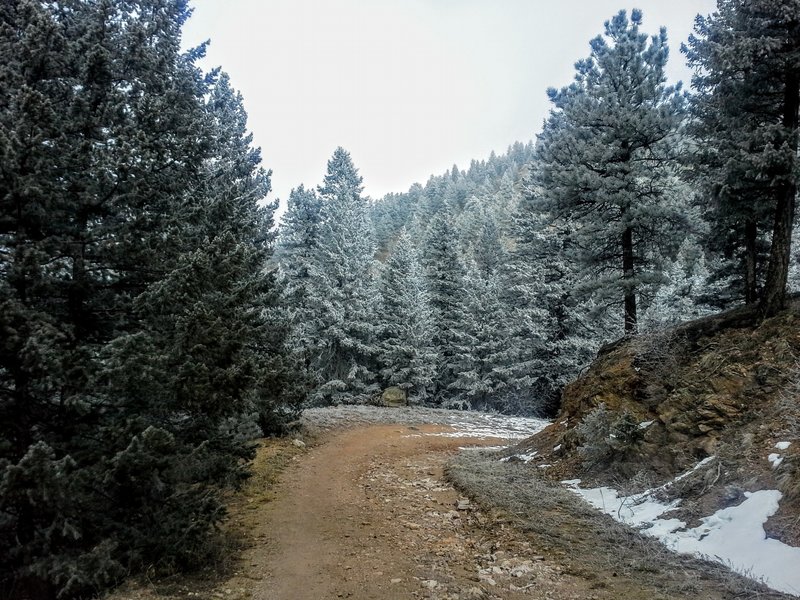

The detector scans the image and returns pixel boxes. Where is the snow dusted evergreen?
[305,148,379,404]
[500,193,605,414]
[684,0,800,315]
[640,239,718,331]
[453,224,508,411]
[376,229,437,402]
[0,2,298,597]
[420,213,474,407]
[535,9,689,334]
[276,184,323,373]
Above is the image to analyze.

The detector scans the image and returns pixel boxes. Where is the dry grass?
[446,450,793,600]
[104,437,307,600]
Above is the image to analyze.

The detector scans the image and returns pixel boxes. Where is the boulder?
[381,386,408,407]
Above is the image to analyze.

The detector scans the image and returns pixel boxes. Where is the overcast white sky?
[182,0,718,204]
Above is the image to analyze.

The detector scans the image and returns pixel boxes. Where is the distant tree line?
[277,1,800,415]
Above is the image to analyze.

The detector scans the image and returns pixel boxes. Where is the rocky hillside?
[512,299,800,547]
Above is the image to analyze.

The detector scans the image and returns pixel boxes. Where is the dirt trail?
[237,424,587,600]
[112,415,787,600]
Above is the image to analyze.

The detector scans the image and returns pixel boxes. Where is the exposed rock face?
[381,386,408,407]
[513,301,800,545]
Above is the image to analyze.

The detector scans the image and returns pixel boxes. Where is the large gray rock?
[381,386,408,407]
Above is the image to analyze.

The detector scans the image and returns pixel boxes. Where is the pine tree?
[376,229,437,402]
[450,227,507,410]
[535,9,688,334]
[420,212,472,406]
[640,239,716,330]
[684,0,800,315]
[0,2,290,596]
[307,148,378,404]
[498,192,602,415]
[276,184,323,382]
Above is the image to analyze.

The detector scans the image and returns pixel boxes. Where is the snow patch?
[563,460,800,596]
[638,420,654,429]
[430,413,549,440]
[768,453,784,468]
[776,441,791,451]
[500,451,538,463]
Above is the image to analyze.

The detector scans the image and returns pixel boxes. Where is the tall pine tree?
[0,2,291,596]
[307,148,378,404]
[535,9,688,334]
[685,0,800,315]
[376,229,437,402]
[276,184,323,382]
[420,212,472,406]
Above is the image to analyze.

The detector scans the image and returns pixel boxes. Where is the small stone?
[391,578,402,584]
[292,438,306,448]
[422,579,438,589]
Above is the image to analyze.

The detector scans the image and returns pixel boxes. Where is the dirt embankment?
[512,302,800,546]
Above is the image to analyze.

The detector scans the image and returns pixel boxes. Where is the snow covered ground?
[430,413,549,440]
[563,451,800,596]
[301,405,549,441]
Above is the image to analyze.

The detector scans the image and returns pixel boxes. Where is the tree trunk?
[761,67,799,317]
[622,226,637,334]
[745,218,758,304]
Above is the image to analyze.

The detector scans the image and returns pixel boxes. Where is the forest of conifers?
[0,1,798,598]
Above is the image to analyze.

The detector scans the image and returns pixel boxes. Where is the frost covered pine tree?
[640,239,717,331]
[307,148,379,404]
[0,2,292,597]
[684,0,800,316]
[535,9,688,334]
[276,184,323,378]
[420,212,472,406]
[189,72,304,436]
[452,223,508,411]
[376,229,437,402]
[498,191,602,415]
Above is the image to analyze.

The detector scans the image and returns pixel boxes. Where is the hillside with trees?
[276,3,799,417]
[1,0,799,598]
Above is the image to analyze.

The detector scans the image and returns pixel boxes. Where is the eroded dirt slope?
[513,302,800,547]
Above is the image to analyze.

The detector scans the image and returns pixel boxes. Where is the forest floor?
[109,407,790,600]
